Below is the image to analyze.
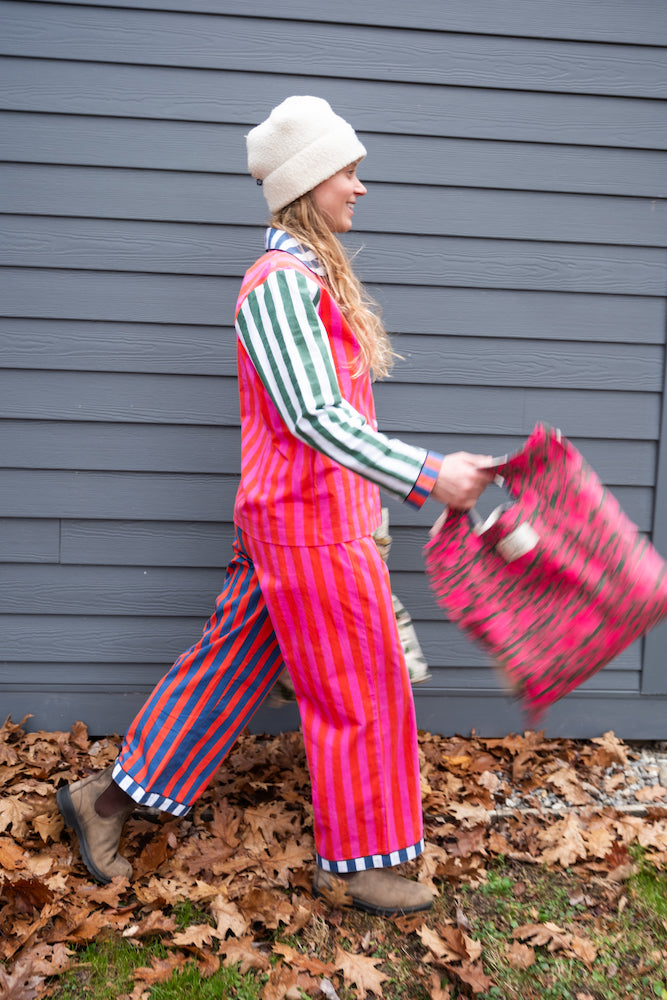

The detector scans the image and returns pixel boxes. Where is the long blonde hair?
[271,193,397,380]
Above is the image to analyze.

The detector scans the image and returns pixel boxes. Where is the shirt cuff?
[404,450,444,508]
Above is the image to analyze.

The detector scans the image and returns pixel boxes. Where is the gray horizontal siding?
[3,689,662,741]
[1,323,663,381]
[0,373,661,437]
[4,4,666,97]
[2,423,659,476]
[5,114,666,198]
[5,164,667,247]
[1,472,654,532]
[2,219,665,293]
[0,612,640,678]
[0,662,639,693]
[2,277,664,342]
[2,1,666,738]
[2,59,665,150]
[20,0,667,46]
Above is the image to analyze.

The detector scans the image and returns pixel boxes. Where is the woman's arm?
[236,266,491,508]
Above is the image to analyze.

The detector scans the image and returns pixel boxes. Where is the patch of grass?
[51,937,265,1000]
[458,858,667,1000]
[46,853,667,1000]
[629,845,667,931]
[149,963,264,999]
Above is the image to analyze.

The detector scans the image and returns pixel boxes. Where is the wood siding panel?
[20,0,667,46]
[5,4,666,97]
[0,267,666,348]
[5,113,666,198]
[3,60,666,150]
[5,164,667,247]
[3,218,665,294]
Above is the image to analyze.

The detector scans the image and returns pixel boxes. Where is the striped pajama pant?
[114,526,424,872]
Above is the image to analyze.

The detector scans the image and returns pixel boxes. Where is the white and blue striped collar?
[264,228,325,277]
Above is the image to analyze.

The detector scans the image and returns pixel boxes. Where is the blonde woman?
[57,96,492,915]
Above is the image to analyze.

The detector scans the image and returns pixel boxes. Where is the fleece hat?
[246,95,367,214]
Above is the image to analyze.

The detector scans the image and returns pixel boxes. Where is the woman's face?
[311,162,367,233]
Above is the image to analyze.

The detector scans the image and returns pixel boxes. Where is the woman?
[57,96,492,915]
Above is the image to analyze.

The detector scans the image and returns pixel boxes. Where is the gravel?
[491,744,667,817]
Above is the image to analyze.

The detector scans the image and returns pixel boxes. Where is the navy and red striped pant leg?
[113,528,284,814]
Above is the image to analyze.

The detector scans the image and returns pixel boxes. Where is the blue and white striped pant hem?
[112,761,191,817]
[317,838,424,873]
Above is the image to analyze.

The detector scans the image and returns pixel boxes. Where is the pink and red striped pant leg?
[113,528,285,814]
[245,531,424,872]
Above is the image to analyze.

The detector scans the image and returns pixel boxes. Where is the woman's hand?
[430,452,495,510]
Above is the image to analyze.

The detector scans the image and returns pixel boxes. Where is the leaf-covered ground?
[1,716,667,999]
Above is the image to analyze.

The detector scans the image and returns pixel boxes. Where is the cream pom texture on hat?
[246,95,367,214]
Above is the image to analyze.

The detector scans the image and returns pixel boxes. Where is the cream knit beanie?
[246,96,367,214]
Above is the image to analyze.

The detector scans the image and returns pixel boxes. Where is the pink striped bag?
[424,424,667,723]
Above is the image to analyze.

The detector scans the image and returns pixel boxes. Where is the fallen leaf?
[444,960,494,994]
[507,941,535,969]
[133,952,187,985]
[0,953,44,1000]
[171,923,215,948]
[590,731,627,767]
[539,814,588,867]
[219,935,270,974]
[210,894,248,939]
[428,971,453,999]
[334,945,389,998]
[569,934,598,967]
[513,921,572,952]
[635,786,667,802]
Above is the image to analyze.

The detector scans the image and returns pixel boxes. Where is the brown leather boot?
[313,866,434,916]
[57,764,133,884]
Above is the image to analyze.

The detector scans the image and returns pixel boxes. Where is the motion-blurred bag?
[424,424,667,723]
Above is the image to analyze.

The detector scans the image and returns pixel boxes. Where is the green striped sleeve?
[236,267,436,504]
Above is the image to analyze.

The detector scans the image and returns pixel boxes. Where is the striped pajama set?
[114,229,444,873]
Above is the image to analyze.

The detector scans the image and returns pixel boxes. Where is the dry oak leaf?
[637,820,667,852]
[417,924,460,962]
[539,814,588,867]
[171,923,216,948]
[259,839,313,886]
[23,941,73,977]
[1,877,53,914]
[507,941,535,969]
[445,803,491,827]
[236,887,296,930]
[444,960,494,995]
[195,948,221,977]
[635,785,667,803]
[219,934,270,974]
[545,767,592,806]
[132,952,187,986]
[428,971,453,999]
[590,731,627,767]
[261,963,301,1000]
[0,797,31,839]
[569,934,598,967]
[581,818,615,859]
[121,910,178,939]
[76,875,131,908]
[0,960,44,1000]
[0,836,25,871]
[313,875,353,910]
[272,941,332,977]
[210,893,249,938]
[334,944,389,998]
[513,921,572,952]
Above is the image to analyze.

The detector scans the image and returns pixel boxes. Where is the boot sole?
[56,784,111,885]
[312,885,433,917]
